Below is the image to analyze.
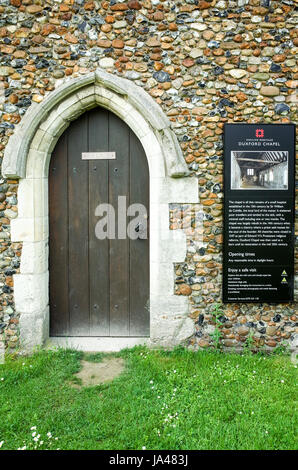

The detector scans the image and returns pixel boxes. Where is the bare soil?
[70,357,125,388]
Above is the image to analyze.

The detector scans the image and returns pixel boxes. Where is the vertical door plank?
[129,131,150,336]
[109,113,130,336]
[68,114,90,336]
[49,133,69,336]
[88,108,110,335]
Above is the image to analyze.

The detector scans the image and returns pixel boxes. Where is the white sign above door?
[82,152,116,160]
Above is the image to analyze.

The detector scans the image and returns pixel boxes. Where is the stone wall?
[0,0,297,352]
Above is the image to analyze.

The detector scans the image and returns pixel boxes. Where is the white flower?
[0,441,4,448]
[142,446,146,450]
[31,426,36,431]
[32,432,36,437]
[33,437,39,442]
[47,432,52,438]
[0,378,4,381]
[281,380,284,383]
[149,380,153,384]
[173,370,176,373]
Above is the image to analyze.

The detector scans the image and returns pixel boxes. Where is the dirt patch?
[70,357,125,388]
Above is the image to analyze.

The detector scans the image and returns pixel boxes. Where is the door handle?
[134,222,148,239]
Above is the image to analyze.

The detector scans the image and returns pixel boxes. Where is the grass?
[0,346,297,450]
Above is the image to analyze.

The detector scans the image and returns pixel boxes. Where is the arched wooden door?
[49,108,150,337]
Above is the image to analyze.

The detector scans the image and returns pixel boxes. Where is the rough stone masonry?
[0,0,297,352]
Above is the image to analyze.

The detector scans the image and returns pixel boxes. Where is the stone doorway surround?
[2,68,199,352]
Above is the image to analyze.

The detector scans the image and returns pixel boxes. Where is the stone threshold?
[46,336,150,352]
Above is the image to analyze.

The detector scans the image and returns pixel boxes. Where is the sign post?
[223,123,295,303]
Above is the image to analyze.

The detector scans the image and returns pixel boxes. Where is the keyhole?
[114,168,118,173]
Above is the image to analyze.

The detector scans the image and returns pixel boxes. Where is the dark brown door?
[49,108,149,337]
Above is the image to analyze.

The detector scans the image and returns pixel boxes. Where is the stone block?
[14,273,49,314]
[20,241,48,275]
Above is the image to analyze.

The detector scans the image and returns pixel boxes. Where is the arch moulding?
[2,68,199,352]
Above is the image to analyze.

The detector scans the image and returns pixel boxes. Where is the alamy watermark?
[95,196,148,240]
[94,196,204,244]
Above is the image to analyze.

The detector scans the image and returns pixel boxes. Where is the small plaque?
[82,152,116,160]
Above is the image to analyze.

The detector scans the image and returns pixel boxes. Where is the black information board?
[223,123,295,303]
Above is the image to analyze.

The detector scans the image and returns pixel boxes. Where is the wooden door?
[49,108,150,337]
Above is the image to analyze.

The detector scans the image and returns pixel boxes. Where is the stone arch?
[2,68,199,352]
[2,69,189,179]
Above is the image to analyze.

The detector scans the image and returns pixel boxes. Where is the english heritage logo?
[255,128,264,138]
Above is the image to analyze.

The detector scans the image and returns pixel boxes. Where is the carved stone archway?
[2,69,199,351]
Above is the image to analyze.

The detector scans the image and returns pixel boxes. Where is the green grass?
[0,346,297,450]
